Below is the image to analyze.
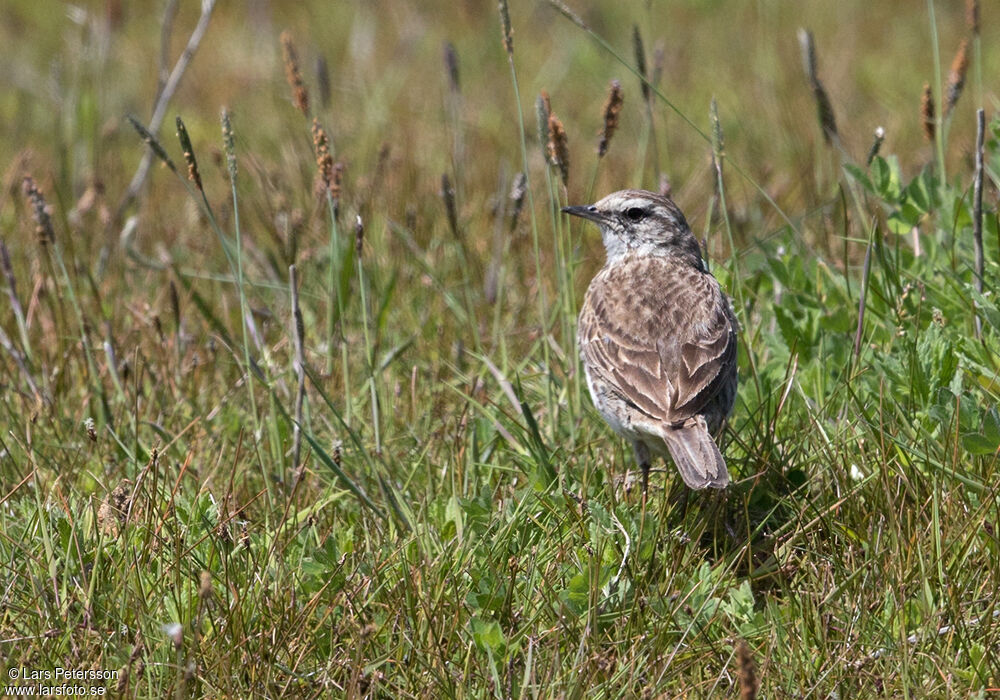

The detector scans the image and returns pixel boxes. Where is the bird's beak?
[562,204,606,224]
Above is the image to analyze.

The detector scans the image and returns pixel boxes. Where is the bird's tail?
[661,417,729,489]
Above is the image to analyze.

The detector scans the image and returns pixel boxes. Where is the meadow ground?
[1,0,999,696]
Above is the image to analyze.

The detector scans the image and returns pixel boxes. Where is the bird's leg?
[632,440,652,497]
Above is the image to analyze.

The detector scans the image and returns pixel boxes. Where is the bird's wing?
[663,277,737,419]
[579,258,736,424]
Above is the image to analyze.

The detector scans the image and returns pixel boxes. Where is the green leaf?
[513,376,557,488]
[961,432,997,455]
[870,155,902,202]
[843,163,874,194]
[470,616,506,655]
[904,168,936,214]
[983,409,1000,443]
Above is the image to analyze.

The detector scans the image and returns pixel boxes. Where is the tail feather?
[661,417,729,489]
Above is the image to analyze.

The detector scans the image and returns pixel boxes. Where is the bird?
[564,189,738,492]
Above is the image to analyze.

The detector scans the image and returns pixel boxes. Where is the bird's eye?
[624,207,646,222]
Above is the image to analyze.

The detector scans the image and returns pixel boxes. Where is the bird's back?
[579,253,737,431]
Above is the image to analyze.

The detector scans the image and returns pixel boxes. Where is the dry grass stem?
[710,98,725,196]
[546,111,570,187]
[597,79,624,157]
[175,116,202,192]
[289,264,306,476]
[973,108,985,338]
[736,640,759,700]
[921,82,935,142]
[281,30,310,116]
[944,39,969,118]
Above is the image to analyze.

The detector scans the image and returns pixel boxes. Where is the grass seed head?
[658,173,672,197]
[633,25,650,104]
[548,0,589,30]
[220,108,237,182]
[798,29,837,143]
[175,116,202,192]
[945,39,969,118]
[866,125,886,165]
[498,0,513,55]
[546,111,570,187]
[312,118,334,198]
[651,42,665,92]
[597,79,624,158]
[22,176,55,244]
[331,162,344,212]
[921,82,935,142]
[443,41,460,94]
[812,81,838,144]
[797,28,817,84]
[163,622,183,650]
[281,30,310,117]
[316,55,331,109]
[710,97,724,156]
[536,91,552,164]
[536,90,552,144]
[967,0,980,36]
[127,115,178,175]
[441,172,459,238]
[198,570,213,599]
[508,171,527,233]
[354,215,364,256]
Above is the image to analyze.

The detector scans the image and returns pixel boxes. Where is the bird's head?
[563,189,705,268]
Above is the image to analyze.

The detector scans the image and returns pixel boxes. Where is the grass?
[1,0,999,696]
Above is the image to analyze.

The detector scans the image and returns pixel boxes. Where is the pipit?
[565,189,738,491]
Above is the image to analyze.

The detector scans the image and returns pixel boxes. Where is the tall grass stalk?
[708,101,761,402]
[354,217,381,456]
[0,241,32,363]
[24,178,111,425]
[324,196,352,426]
[220,111,262,445]
[926,0,947,185]
[499,0,556,435]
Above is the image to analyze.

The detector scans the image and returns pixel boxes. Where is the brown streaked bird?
[565,189,738,491]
